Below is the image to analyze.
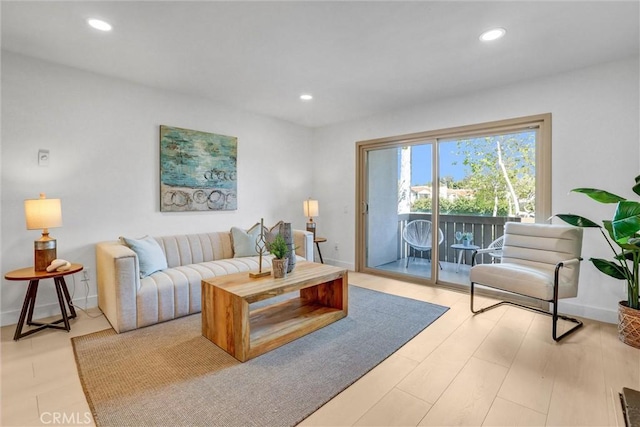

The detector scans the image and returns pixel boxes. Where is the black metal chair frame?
[470,250,583,342]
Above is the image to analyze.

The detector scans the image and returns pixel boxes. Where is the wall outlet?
[82,269,90,281]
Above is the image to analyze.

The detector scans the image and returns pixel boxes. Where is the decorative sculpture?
[249,218,270,278]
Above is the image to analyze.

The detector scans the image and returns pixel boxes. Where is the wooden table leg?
[57,277,77,319]
[25,280,39,325]
[54,278,70,331]
[14,280,38,340]
[315,242,325,264]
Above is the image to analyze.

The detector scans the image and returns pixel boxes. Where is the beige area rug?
[72,285,448,427]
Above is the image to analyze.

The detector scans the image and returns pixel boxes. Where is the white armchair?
[470,222,583,341]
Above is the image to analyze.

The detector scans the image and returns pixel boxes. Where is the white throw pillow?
[230,224,262,257]
[120,235,168,278]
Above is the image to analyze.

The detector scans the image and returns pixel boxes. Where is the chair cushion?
[470,262,577,300]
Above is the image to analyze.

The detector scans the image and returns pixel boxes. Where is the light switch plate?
[38,149,50,166]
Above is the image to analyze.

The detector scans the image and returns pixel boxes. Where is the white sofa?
[96,229,314,333]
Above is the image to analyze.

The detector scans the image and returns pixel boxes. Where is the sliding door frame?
[355,113,552,285]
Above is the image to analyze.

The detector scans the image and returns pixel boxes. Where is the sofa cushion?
[154,232,234,268]
[120,235,168,278]
[136,255,303,328]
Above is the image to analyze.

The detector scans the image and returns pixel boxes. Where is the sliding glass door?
[436,131,536,285]
[356,114,551,287]
[364,142,436,281]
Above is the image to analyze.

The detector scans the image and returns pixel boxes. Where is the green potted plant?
[556,175,640,348]
[269,234,289,279]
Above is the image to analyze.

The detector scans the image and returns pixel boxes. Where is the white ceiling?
[2,1,639,128]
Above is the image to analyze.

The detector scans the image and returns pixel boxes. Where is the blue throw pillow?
[121,235,168,278]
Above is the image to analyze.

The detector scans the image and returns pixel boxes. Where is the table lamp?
[303,198,319,239]
[24,193,62,271]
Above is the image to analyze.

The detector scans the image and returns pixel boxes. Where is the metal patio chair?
[402,220,444,269]
[486,235,505,262]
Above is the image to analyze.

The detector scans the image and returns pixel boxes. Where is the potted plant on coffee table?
[556,175,640,348]
[269,234,289,279]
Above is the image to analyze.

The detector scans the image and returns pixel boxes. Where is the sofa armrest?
[293,230,314,262]
[96,241,140,333]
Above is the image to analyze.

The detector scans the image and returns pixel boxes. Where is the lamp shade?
[303,199,319,218]
[25,193,62,230]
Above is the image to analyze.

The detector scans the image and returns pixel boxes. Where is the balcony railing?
[397,213,521,265]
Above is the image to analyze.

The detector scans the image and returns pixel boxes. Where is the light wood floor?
[2,271,639,426]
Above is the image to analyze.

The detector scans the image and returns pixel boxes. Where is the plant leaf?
[572,188,626,204]
[615,252,636,261]
[629,237,640,246]
[633,175,640,197]
[555,214,601,228]
[590,258,628,280]
[614,237,640,251]
[612,201,640,241]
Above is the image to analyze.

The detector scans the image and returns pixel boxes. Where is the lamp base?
[34,239,57,272]
[306,222,316,240]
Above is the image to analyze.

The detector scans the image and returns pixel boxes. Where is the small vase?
[618,300,640,349]
[279,222,296,273]
[272,258,288,279]
[463,239,470,247]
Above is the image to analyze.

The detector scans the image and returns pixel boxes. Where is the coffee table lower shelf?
[249,297,346,359]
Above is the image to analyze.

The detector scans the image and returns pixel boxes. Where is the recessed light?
[479,27,506,42]
[300,94,313,101]
[87,18,112,32]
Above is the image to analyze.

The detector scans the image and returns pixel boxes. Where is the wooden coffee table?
[201,261,348,362]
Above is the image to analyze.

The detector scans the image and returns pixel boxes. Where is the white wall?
[2,52,638,326]
[1,52,313,325]
[312,57,640,323]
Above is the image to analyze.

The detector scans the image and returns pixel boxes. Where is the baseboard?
[322,258,355,271]
[0,295,98,327]
[558,300,617,324]
[318,262,619,325]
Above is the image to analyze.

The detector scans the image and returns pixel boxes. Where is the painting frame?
[160,125,238,212]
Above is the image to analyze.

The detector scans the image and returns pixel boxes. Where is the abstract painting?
[160,125,237,212]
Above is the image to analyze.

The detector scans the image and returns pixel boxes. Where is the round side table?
[5,264,83,340]
[450,244,480,272]
[314,237,327,264]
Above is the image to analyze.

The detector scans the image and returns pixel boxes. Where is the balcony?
[372,213,522,285]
